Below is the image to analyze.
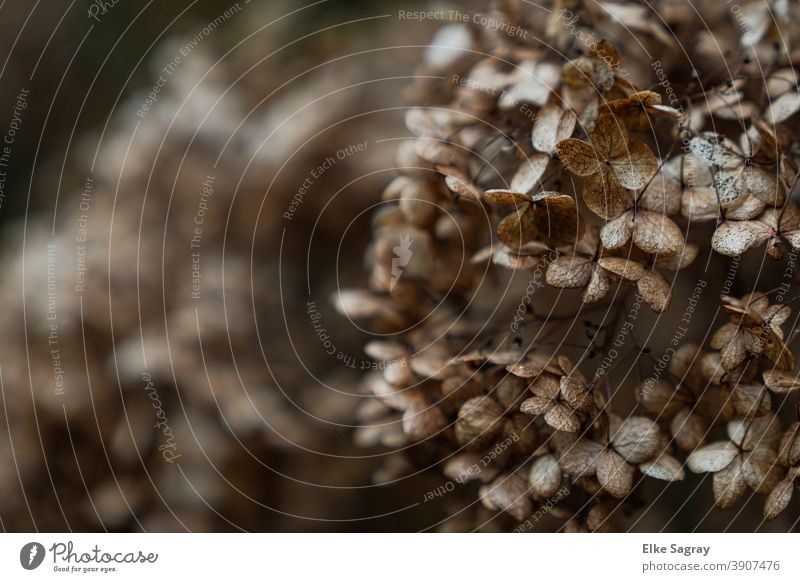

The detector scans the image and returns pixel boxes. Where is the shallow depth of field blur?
[0,0,798,533]
[0,0,447,532]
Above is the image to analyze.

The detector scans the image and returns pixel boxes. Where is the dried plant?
[339,0,800,532]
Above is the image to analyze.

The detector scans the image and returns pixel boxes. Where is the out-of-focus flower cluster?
[340,0,800,531]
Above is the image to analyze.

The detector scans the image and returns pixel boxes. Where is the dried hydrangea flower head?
[337,0,800,532]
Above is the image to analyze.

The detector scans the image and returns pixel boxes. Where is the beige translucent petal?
[510,154,550,194]
[639,455,686,481]
[556,138,601,176]
[612,417,661,463]
[711,220,773,256]
[533,105,576,154]
[544,403,581,433]
[582,266,612,303]
[546,256,593,288]
[528,454,563,500]
[681,187,722,222]
[689,134,742,169]
[480,474,533,521]
[600,212,634,249]
[441,167,482,202]
[632,211,684,256]
[767,92,800,124]
[687,441,738,473]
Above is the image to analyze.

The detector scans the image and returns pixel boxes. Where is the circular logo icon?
[20,542,45,570]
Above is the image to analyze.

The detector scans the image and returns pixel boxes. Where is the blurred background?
[0,0,450,532]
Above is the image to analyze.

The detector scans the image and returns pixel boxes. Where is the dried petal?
[632,211,684,256]
[544,403,581,432]
[612,417,661,463]
[687,441,738,473]
[637,269,672,313]
[713,457,748,509]
[528,454,563,500]
[764,479,794,520]
[597,449,635,498]
[639,454,686,481]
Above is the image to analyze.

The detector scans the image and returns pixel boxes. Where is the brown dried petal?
[671,408,707,451]
[732,383,771,418]
[497,206,537,248]
[743,447,784,494]
[582,169,631,220]
[764,369,800,394]
[591,114,629,160]
[531,373,561,399]
[636,379,685,418]
[544,403,581,432]
[713,457,748,509]
[597,449,635,498]
[531,191,583,244]
[764,479,794,520]
[559,439,604,477]
[729,414,783,451]
[655,243,699,270]
[455,397,506,448]
[637,269,672,313]
[598,257,646,282]
[560,377,592,412]
[556,138,601,176]
[402,399,447,442]
[520,396,553,417]
[720,335,748,371]
[414,138,464,167]
[484,189,534,206]
[480,474,532,521]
